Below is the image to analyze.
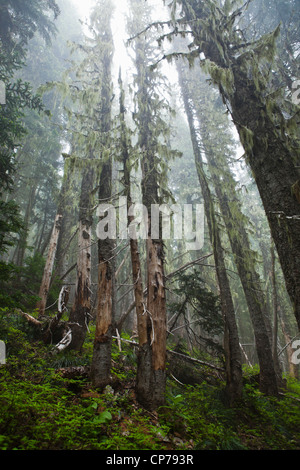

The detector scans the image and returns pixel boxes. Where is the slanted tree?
[36,155,74,317]
[159,0,300,331]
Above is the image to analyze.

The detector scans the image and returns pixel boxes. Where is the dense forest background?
[0,0,300,451]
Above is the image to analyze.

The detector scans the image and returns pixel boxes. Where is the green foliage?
[169,268,223,352]
[0,0,60,255]
[0,253,47,310]
[0,314,299,450]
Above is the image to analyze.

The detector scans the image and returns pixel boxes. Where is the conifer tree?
[160,0,300,331]
[128,0,181,410]
[177,59,243,404]
[184,63,280,395]
[89,0,116,388]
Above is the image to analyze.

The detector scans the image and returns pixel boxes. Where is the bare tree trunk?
[36,213,62,317]
[91,156,116,387]
[68,168,94,351]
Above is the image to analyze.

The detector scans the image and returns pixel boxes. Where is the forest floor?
[0,309,300,451]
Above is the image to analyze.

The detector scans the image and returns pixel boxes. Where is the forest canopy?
[0,0,299,452]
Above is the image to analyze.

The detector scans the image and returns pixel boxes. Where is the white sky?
[69,0,179,84]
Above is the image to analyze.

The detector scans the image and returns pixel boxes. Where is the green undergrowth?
[0,310,299,450]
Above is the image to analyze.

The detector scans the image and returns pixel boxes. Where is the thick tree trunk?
[177,0,300,332]
[231,64,300,331]
[136,235,167,410]
[36,213,62,317]
[135,141,167,411]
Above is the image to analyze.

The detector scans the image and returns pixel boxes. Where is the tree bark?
[178,64,243,404]
[118,71,147,349]
[177,0,300,331]
[91,162,116,389]
[36,213,62,317]
[230,63,300,332]
[68,167,94,351]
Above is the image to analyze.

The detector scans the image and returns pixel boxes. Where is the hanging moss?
[239,126,254,153]
[202,59,234,94]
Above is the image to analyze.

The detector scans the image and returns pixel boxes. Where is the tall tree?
[68,165,95,351]
[160,0,300,331]
[189,65,280,394]
[128,0,180,410]
[177,59,243,403]
[117,70,146,365]
[90,0,116,389]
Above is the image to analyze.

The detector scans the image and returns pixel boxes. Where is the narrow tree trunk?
[178,63,243,404]
[280,308,299,379]
[90,6,115,388]
[118,71,147,350]
[36,213,62,317]
[271,243,279,361]
[15,183,37,268]
[68,168,94,351]
[91,159,116,388]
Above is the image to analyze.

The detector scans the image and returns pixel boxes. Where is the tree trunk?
[91,160,116,389]
[178,0,300,330]
[118,71,147,350]
[230,63,300,332]
[270,243,279,362]
[36,213,62,317]
[280,308,299,379]
[14,183,37,268]
[90,5,115,388]
[178,64,243,404]
[68,168,94,351]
